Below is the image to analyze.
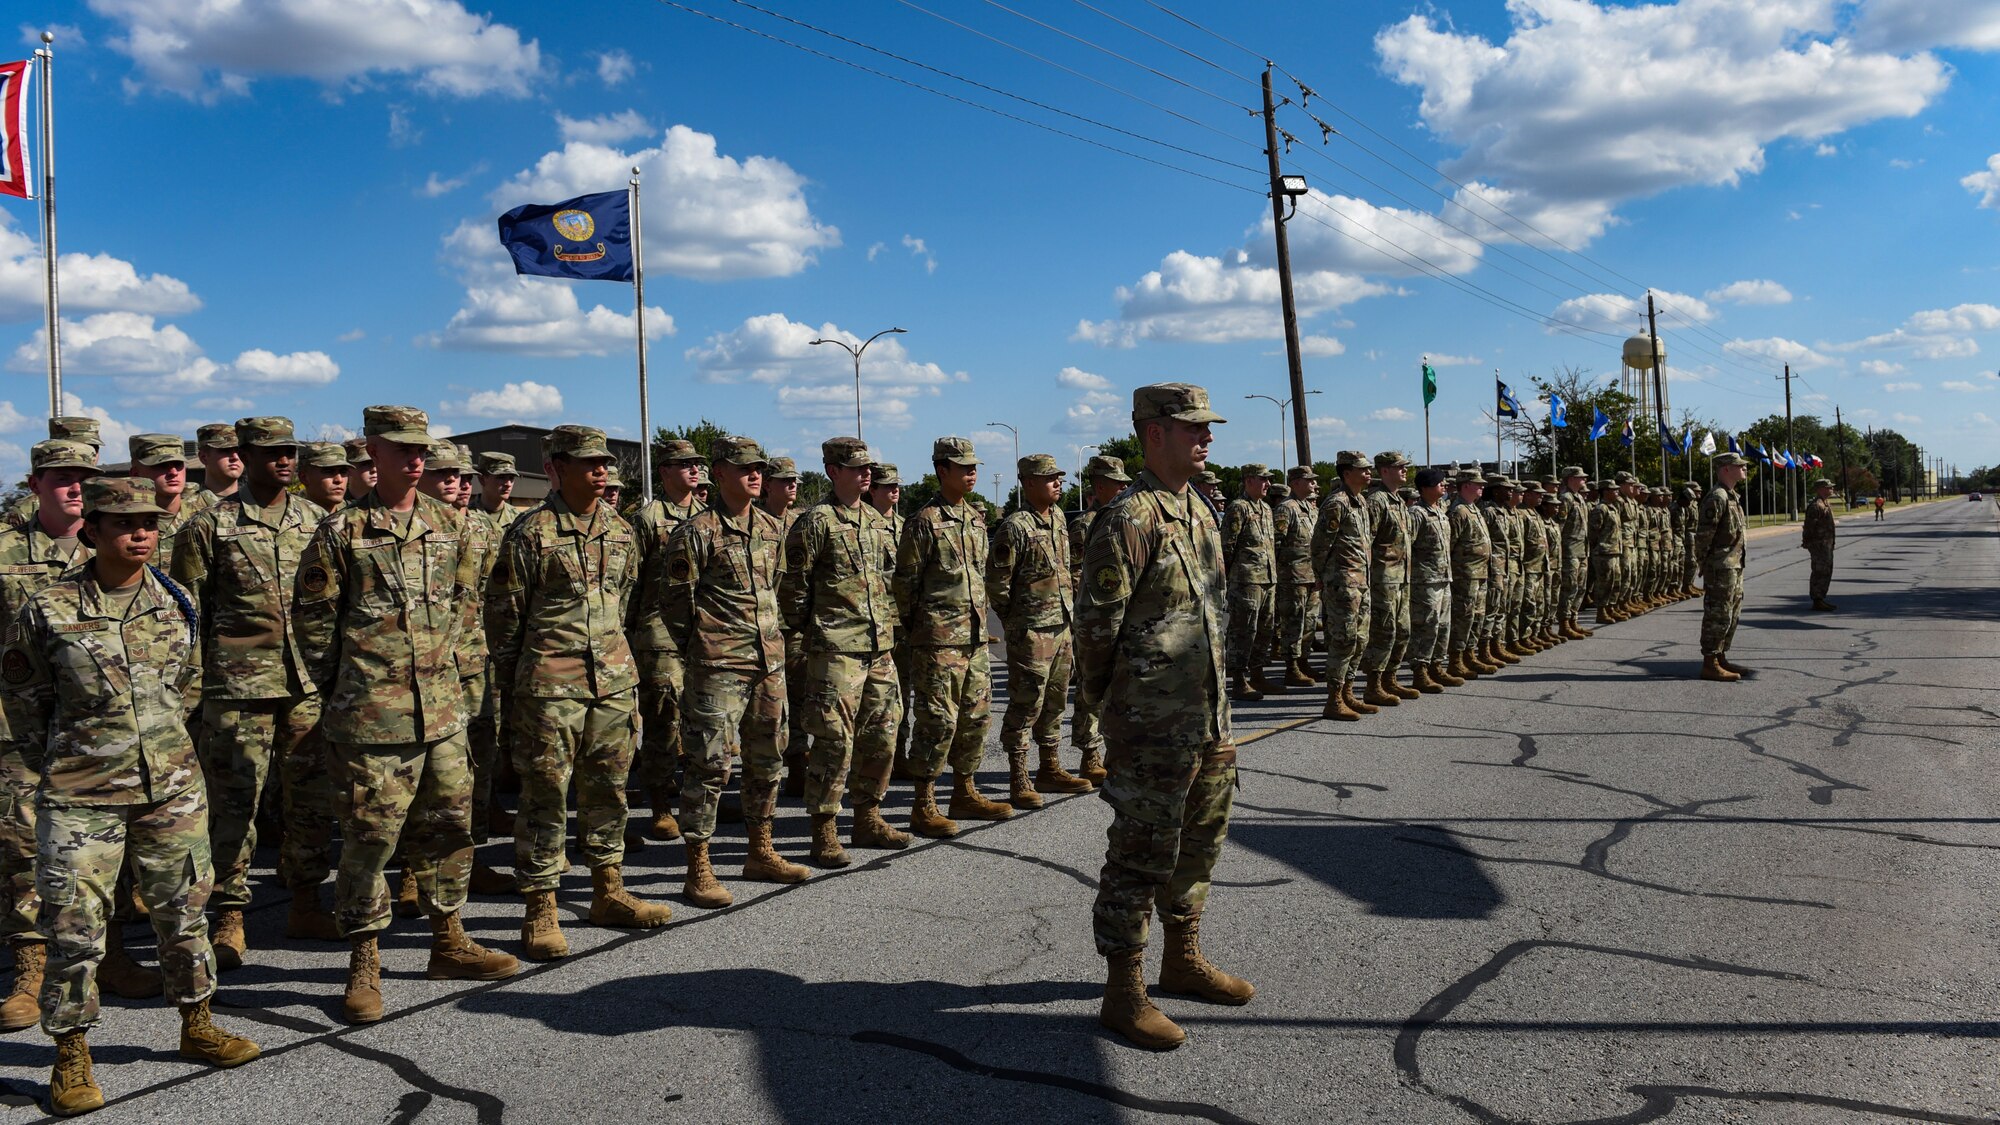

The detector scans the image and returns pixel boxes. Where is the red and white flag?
[0,59,30,200]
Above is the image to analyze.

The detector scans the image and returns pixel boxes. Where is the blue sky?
[2,0,1996,483]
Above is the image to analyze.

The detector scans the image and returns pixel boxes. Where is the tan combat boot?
[852,799,913,849]
[1472,645,1503,674]
[1390,667,1422,699]
[394,868,420,919]
[1343,681,1379,716]
[809,813,851,869]
[743,820,811,883]
[521,889,568,960]
[1320,685,1361,722]
[1284,659,1317,687]
[1363,671,1400,708]
[1228,672,1261,702]
[1431,661,1465,688]
[908,779,959,839]
[1035,748,1093,795]
[647,790,682,841]
[1099,949,1186,1051]
[1008,752,1043,811]
[48,1031,103,1117]
[682,841,734,908]
[211,908,246,972]
[99,926,162,999]
[178,998,261,1067]
[1717,654,1751,676]
[948,773,1013,821]
[1410,664,1443,694]
[1449,651,1477,680]
[2,941,47,1031]
[1078,747,1107,785]
[589,866,673,928]
[1701,654,1740,682]
[1248,665,1283,697]
[1157,915,1256,1005]
[285,883,342,942]
[427,912,520,980]
[342,935,382,1024]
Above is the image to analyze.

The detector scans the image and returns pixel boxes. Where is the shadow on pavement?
[1229,823,1504,919]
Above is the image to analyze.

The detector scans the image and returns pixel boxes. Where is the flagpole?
[35,33,59,418]
[629,166,653,506]
[1493,369,1501,472]
[1422,356,1430,465]
[1592,435,1598,484]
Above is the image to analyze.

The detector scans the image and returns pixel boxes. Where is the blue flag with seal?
[1589,407,1611,442]
[1658,419,1680,455]
[1549,393,1567,428]
[498,190,635,282]
[1496,380,1522,419]
[1619,416,1634,448]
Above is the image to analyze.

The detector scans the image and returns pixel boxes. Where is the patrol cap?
[1397,486,1419,501]
[82,477,166,517]
[1334,450,1371,471]
[1483,472,1511,487]
[931,436,980,466]
[361,405,432,445]
[1562,465,1587,479]
[1712,452,1748,467]
[1132,382,1225,425]
[1373,450,1411,468]
[30,440,100,475]
[342,437,372,466]
[1196,470,1221,486]
[1414,468,1446,488]
[657,439,705,465]
[1287,464,1313,480]
[234,416,297,447]
[128,433,187,467]
[693,464,709,485]
[711,435,771,469]
[766,456,799,481]
[49,416,102,449]
[870,463,901,487]
[1018,453,1063,477]
[197,422,241,451]
[425,441,466,472]
[1810,477,1834,489]
[603,465,625,487]
[1454,469,1485,486]
[476,451,518,477]
[1086,454,1131,483]
[547,425,613,460]
[1239,462,1269,481]
[1615,470,1639,484]
[302,442,349,469]
[455,444,475,468]
[821,436,877,468]
[1595,479,1617,492]
[1520,480,1544,495]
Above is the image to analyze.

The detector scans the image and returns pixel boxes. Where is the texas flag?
[0,59,29,200]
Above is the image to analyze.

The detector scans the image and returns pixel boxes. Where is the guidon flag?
[0,59,30,200]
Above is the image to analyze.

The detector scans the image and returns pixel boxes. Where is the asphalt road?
[3,497,1996,1124]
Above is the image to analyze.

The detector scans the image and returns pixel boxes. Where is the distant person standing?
[1697,452,1751,682]
[1873,494,1886,521]
[1803,478,1838,612]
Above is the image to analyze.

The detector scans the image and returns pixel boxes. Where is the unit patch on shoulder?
[300,564,330,595]
[2,649,29,684]
[1091,563,1127,601]
[668,552,695,583]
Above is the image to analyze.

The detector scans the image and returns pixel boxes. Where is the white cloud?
[313,422,357,442]
[229,348,339,385]
[1725,336,1835,370]
[1306,414,1355,438]
[1299,335,1346,357]
[594,49,635,86]
[1705,279,1793,306]
[1053,368,1121,433]
[1891,412,1923,425]
[423,273,671,357]
[1854,0,2000,52]
[90,0,542,99]
[1815,142,1838,157]
[1423,353,1481,367]
[686,314,964,431]
[57,392,141,452]
[20,25,83,49]
[446,380,564,420]
[0,400,33,432]
[1888,158,1920,170]
[1964,154,2000,211]
[1550,289,1711,334]
[9,311,202,376]
[1371,407,1416,422]
[1375,2,1950,249]
[0,213,201,323]
[1253,190,1483,277]
[1859,359,1906,376]
[1941,372,1999,392]
[195,396,256,413]
[901,234,937,274]
[388,104,422,147]
[1056,367,1113,392]
[1881,381,1923,392]
[336,328,366,343]
[1076,249,1391,347]
[866,242,886,262]
[555,110,652,145]
[1835,303,2000,358]
[419,165,484,197]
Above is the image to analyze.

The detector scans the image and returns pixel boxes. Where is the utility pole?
[1645,293,1669,488]
[1836,404,1850,510]
[1261,66,1312,467]
[1778,363,1796,521]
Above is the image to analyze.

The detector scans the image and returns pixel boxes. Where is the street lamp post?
[1245,390,1321,469]
[984,421,1019,468]
[809,326,906,441]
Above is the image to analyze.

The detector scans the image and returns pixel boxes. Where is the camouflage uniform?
[1272,473,1319,666]
[1515,484,1549,643]
[1077,385,1232,956]
[870,468,913,768]
[1804,485,1835,603]
[1407,492,1452,668]
[487,479,640,893]
[2,420,103,533]
[894,445,993,783]
[171,419,333,912]
[1311,454,1374,695]
[1446,477,1490,659]
[1067,455,1131,771]
[3,479,215,1035]
[759,458,810,780]
[1220,466,1276,681]
[0,442,98,963]
[779,439,901,819]
[294,416,478,937]
[659,453,789,843]
[1696,471,1748,657]
[1479,482,1514,649]
[1558,472,1590,625]
[626,441,706,809]
[1618,477,1642,606]
[1681,485,1702,592]
[1360,458,1412,676]
[988,457,1079,777]
[1589,484,1624,611]
[127,434,192,573]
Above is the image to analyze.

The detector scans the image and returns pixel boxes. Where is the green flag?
[1421,362,1437,407]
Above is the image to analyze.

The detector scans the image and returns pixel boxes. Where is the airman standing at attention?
[780,438,902,869]
[4,418,102,531]
[180,424,245,522]
[627,441,707,842]
[1312,451,1376,719]
[989,452,1095,810]
[128,435,194,572]
[1696,453,1751,681]
[475,452,522,534]
[1077,382,1249,1052]
[1557,467,1593,638]
[1221,463,1279,701]
[299,443,351,513]
[488,426,664,960]
[1589,481,1624,624]
[5,478,262,1115]
[659,436,811,904]
[172,418,341,967]
[1361,452,1417,704]
[0,440,99,1033]
[1479,477,1519,668]
[1617,473,1643,616]
[757,457,812,797]
[1680,482,1703,598]
[1067,455,1130,786]
[601,466,624,514]
[1515,482,1550,653]
[1193,471,1220,506]
[342,438,376,503]
[1803,477,1838,611]
[893,441,1008,835]
[294,407,517,1025]
[868,464,916,779]
[1273,467,1320,689]
[1406,468,1456,692]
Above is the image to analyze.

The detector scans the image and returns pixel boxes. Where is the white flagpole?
[629,166,653,506]
[35,33,59,418]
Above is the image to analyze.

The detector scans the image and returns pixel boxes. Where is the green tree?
[653,419,730,460]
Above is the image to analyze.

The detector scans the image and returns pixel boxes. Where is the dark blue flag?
[1619,417,1634,448]
[1496,380,1522,419]
[1658,420,1680,455]
[498,190,634,282]
[1549,393,1567,428]
[1589,407,1610,442]
[1728,434,1740,454]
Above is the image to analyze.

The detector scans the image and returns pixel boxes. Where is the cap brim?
[90,501,169,516]
[940,455,981,466]
[134,454,186,467]
[370,428,433,446]
[1169,408,1227,424]
[481,468,518,477]
[243,437,298,448]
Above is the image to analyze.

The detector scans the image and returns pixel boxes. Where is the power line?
[972,0,1253,110]
[1136,0,1266,63]
[1063,0,1262,89]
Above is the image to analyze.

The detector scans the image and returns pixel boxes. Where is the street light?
[984,421,1019,469]
[809,326,905,441]
[1245,389,1321,469]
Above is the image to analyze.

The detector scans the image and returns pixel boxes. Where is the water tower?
[1621,331,1668,422]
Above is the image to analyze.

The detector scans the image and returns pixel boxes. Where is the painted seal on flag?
[553,210,595,242]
